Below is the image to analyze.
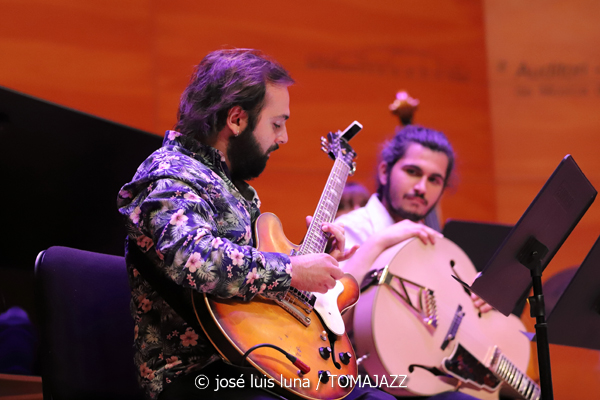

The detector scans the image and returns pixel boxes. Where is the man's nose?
[414,176,427,193]
[277,128,288,145]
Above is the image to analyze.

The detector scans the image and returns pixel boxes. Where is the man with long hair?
[337,125,453,285]
[335,125,486,400]
[117,49,394,400]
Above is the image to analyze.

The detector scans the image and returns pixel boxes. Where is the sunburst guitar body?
[193,122,363,400]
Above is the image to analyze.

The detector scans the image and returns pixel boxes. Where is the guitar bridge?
[272,288,317,327]
[440,305,464,350]
[275,298,311,326]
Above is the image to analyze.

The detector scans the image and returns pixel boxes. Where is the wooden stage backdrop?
[0,0,496,240]
[1,0,598,397]
[484,1,600,397]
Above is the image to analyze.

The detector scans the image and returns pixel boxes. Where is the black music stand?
[528,234,600,351]
[443,220,530,316]
[454,155,597,400]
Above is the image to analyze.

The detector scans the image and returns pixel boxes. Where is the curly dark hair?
[174,49,294,143]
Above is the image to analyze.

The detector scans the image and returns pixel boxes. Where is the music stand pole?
[518,237,553,400]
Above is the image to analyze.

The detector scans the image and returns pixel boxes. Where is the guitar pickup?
[288,287,316,309]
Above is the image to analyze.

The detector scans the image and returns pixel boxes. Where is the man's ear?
[378,162,389,186]
[226,106,249,136]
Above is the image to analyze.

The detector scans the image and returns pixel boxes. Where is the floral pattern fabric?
[117,130,292,399]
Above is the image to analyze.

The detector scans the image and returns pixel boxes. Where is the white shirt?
[335,194,395,255]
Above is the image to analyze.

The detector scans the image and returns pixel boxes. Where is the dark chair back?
[35,246,144,400]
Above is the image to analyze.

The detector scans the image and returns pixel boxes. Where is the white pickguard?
[313,280,345,335]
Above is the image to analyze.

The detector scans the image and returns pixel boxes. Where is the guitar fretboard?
[492,350,541,400]
[298,157,351,255]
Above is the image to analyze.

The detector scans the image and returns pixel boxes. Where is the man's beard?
[383,184,437,223]
[227,127,278,182]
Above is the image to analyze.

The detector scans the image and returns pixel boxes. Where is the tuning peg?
[321,136,331,154]
[349,162,357,176]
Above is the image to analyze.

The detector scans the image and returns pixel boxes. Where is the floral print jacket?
[117,130,292,399]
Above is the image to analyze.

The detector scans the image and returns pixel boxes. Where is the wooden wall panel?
[0,0,494,242]
[484,0,600,397]
[0,0,156,131]
[148,0,495,240]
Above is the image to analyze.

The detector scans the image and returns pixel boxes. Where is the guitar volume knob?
[339,352,352,365]
[319,346,331,360]
[318,370,331,383]
[339,375,350,386]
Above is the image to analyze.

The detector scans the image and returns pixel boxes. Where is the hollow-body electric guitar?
[192,123,362,400]
[354,237,541,400]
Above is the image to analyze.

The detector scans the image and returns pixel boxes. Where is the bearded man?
[117,49,403,400]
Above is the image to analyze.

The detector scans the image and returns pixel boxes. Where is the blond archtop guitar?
[354,237,540,400]
[192,122,363,400]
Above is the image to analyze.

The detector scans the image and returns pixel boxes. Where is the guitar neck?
[491,349,541,400]
[298,157,350,255]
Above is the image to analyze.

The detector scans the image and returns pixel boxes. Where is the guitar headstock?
[321,121,361,175]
